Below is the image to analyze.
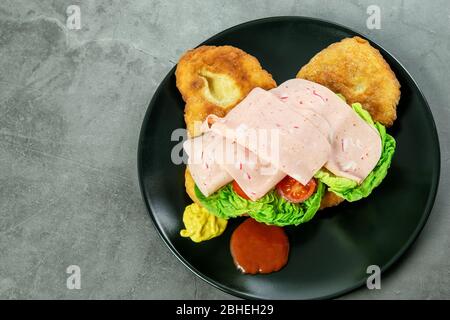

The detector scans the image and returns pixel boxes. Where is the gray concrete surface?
[0,0,448,299]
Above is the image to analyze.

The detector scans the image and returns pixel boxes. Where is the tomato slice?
[232,181,251,200]
[276,176,317,203]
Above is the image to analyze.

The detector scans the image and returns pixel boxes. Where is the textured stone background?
[0,0,448,299]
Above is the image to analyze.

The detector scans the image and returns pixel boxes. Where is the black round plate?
[138,17,440,299]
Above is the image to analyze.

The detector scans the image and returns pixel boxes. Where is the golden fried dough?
[176,45,276,137]
[297,36,400,127]
[320,191,345,210]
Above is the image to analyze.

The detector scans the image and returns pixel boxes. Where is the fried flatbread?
[320,189,345,210]
[176,45,276,137]
[297,36,400,127]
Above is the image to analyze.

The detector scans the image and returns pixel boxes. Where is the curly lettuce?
[314,103,396,201]
[195,181,325,227]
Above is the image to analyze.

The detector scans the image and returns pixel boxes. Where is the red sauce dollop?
[230,218,289,274]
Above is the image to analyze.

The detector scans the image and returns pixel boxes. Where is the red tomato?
[276,176,317,203]
[232,181,251,200]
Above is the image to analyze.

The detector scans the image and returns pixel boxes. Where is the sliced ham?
[271,79,382,183]
[183,79,383,200]
[209,88,331,185]
[184,130,284,200]
[214,140,286,201]
[183,131,233,197]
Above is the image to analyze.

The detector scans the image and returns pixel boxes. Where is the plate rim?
[137,16,441,300]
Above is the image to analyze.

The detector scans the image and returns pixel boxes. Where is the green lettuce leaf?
[195,181,325,227]
[314,103,396,201]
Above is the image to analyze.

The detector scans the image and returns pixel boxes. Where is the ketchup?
[230,218,289,274]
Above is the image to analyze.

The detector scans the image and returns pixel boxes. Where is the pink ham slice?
[209,88,331,185]
[271,79,382,182]
[214,139,286,201]
[183,131,233,197]
[184,130,284,200]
